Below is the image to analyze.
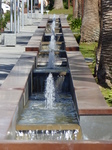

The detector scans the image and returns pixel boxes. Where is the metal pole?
[17,0,20,33]
[34,0,35,13]
[0,0,1,34]
[27,0,29,18]
[14,0,16,33]
[31,0,32,18]
[0,0,1,19]
[22,0,24,28]
[10,0,13,31]
[41,0,43,14]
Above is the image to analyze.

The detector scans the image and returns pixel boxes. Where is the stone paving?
[0,15,42,86]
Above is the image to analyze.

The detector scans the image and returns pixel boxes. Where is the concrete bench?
[1,33,16,47]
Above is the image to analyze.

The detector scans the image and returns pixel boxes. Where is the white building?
[2,0,27,3]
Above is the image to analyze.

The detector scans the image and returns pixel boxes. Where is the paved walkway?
[0,14,42,86]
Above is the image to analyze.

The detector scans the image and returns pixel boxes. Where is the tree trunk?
[97,0,112,83]
[73,0,78,18]
[68,0,70,9]
[53,0,64,9]
[95,0,101,76]
[81,0,100,42]
[78,0,84,18]
[78,0,82,18]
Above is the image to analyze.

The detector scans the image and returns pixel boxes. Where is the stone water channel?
[15,15,82,141]
[0,15,112,149]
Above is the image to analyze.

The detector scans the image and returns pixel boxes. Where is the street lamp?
[14,0,16,33]
[10,0,13,31]
[41,0,43,14]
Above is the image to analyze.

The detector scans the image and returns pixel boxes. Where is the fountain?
[47,33,57,68]
[0,14,112,150]
[47,49,55,69]
[38,17,67,69]
[47,15,57,69]
[45,73,55,109]
[15,15,82,141]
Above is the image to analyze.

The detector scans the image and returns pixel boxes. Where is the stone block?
[4,34,16,46]
[1,33,4,45]
[1,33,16,46]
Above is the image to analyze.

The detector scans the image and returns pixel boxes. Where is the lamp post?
[0,0,1,33]
[41,0,43,14]
[27,0,29,18]
[31,0,33,18]
[17,0,20,33]
[14,0,16,33]
[10,0,13,31]
[22,0,24,28]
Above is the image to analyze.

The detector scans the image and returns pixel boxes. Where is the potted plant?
[0,16,7,32]
[0,12,10,32]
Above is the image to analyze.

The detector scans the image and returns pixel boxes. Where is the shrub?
[74,34,81,44]
[70,18,82,30]
[0,16,7,30]
[64,1,68,9]
[0,11,10,30]
[67,14,73,21]
[4,11,10,22]
[46,0,54,10]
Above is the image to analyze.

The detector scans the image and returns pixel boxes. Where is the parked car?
[1,3,10,14]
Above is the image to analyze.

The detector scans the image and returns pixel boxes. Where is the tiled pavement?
[0,16,42,86]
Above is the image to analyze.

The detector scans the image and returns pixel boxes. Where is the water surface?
[17,93,78,125]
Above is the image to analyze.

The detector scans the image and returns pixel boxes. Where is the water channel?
[16,15,82,141]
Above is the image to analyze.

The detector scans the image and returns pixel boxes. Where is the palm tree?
[97,0,112,83]
[73,0,78,18]
[78,0,84,18]
[95,0,101,76]
[53,0,64,9]
[78,0,82,18]
[80,0,100,42]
